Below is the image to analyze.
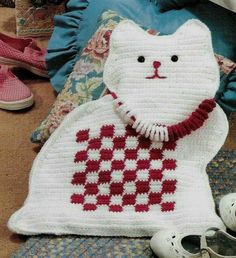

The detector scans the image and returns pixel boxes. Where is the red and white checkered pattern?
[71,124,177,212]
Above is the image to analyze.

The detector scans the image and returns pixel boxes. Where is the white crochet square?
[86,172,99,183]
[101,138,114,149]
[114,127,126,137]
[89,129,100,139]
[125,136,138,149]
[136,169,149,181]
[75,162,86,173]
[98,183,110,195]
[162,193,175,203]
[74,185,85,195]
[136,194,148,204]
[85,195,97,204]
[125,159,137,170]
[110,195,122,205]
[88,149,100,160]
[150,180,162,193]
[113,149,125,160]
[138,149,150,160]
[111,170,123,182]
[100,161,112,171]
[124,181,136,194]
[150,160,163,170]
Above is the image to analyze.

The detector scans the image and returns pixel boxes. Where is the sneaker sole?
[0,56,49,78]
[0,94,34,110]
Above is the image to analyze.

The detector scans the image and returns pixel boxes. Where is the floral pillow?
[31,11,124,143]
[31,10,159,143]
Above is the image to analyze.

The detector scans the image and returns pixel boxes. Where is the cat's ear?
[174,19,212,43]
[104,20,146,92]
[109,20,147,50]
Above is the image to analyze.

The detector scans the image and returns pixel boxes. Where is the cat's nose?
[153,61,161,69]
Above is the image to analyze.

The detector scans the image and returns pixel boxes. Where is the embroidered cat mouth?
[111,92,216,142]
[146,68,167,79]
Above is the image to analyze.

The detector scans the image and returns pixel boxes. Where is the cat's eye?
[171,55,178,62]
[137,56,145,63]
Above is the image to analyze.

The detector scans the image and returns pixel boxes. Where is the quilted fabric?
[8,20,229,236]
[30,11,121,143]
[15,0,65,37]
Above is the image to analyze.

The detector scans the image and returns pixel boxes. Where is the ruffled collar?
[111,92,216,142]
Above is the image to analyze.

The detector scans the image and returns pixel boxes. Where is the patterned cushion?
[30,11,121,142]
[31,10,158,143]
[15,0,65,37]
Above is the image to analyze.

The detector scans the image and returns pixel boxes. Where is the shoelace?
[111,92,216,142]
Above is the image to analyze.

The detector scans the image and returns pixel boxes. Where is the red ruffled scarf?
[111,92,216,142]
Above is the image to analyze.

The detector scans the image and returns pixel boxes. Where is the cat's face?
[104,20,219,124]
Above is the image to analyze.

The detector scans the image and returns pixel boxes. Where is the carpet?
[10,149,236,258]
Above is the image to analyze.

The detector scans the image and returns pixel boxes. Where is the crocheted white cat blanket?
[8,20,228,237]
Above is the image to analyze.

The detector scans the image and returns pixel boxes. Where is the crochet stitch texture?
[8,20,228,236]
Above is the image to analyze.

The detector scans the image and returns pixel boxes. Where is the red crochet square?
[71,194,84,204]
[85,184,99,195]
[71,172,86,185]
[100,149,113,160]
[113,136,126,149]
[111,160,125,170]
[122,194,136,205]
[97,195,110,205]
[88,138,102,149]
[100,125,115,138]
[110,182,123,195]
[125,149,138,159]
[123,170,137,182]
[76,129,89,142]
[74,150,88,162]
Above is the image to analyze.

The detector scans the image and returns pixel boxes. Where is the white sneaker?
[150,228,236,258]
[219,193,236,232]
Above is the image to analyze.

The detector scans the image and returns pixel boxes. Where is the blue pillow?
[216,67,236,116]
[157,0,199,12]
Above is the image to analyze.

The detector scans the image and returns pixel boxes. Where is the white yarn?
[8,20,228,237]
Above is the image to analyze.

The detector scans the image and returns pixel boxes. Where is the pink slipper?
[0,65,34,110]
[0,33,48,78]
